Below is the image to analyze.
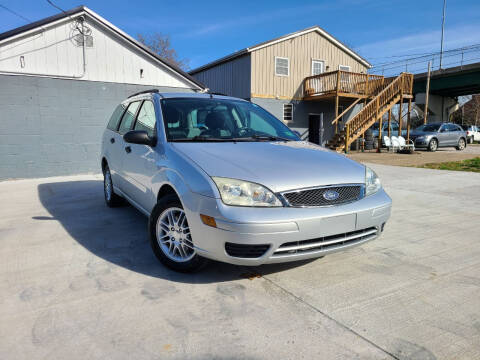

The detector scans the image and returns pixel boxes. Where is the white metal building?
[0,6,204,179]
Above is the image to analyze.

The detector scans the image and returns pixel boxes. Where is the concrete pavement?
[0,165,479,359]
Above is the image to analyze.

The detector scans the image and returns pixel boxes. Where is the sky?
[1,0,479,73]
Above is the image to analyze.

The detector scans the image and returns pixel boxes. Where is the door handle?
[110,138,115,144]
[125,146,131,153]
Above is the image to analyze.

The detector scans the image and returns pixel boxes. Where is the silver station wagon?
[101,91,391,272]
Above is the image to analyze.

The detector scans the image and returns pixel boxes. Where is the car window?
[160,98,299,142]
[118,101,140,135]
[134,101,156,137]
[446,124,458,132]
[107,104,126,131]
[417,124,441,132]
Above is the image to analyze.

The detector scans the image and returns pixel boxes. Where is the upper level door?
[121,100,161,213]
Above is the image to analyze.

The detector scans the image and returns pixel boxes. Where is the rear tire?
[149,194,208,273]
[456,138,466,151]
[103,165,124,207]
[428,138,438,152]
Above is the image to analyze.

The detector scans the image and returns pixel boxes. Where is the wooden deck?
[303,70,389,100]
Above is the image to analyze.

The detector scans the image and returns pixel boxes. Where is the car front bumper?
[182,188,392,266]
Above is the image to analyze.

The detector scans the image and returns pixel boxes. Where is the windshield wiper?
[170,135,233,142]
[251,134,292,142]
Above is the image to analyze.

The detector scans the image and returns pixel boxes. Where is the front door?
[121,100,160,213]
[308,113,323,145]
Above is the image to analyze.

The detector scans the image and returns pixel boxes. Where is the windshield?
[416,124,441,132]
[160,98,300,142]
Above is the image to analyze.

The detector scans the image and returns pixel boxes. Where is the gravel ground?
[347,144,480,167]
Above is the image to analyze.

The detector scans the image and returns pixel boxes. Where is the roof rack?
[209,92,227,96]
[128,89,163,98]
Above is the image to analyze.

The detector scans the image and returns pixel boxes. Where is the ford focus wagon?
[101,90,391,272]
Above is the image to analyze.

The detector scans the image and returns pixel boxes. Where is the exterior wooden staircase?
[326,72,413,152]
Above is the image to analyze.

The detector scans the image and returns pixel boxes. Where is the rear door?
[437,124,450,146]
[446,124,460,145]
[102,103,127,186]
[121,100,161,212]
[115,101,141,191]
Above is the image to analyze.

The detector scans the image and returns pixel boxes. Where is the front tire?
[149,194,208,272]
[428,138,438,152]
[103,165,124,207]
[456,138,466,151]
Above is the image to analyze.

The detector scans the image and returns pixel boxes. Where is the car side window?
[118,101,140,135]
[446,124,457,132]
[107,104,126,131]
[134,101,156,137]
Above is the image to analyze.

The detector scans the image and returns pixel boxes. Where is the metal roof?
[0,6,205,90]
[189,26,372,74]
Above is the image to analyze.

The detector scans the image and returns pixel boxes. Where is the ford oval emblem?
[323,190,340,201]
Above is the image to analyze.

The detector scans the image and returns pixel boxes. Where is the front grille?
[272,227,377,257]
[225,242,270,258]
[282,185,362,207]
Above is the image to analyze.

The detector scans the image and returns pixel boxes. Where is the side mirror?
[124,130,157,146]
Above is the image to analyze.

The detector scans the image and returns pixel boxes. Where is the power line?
[45,0,67,14]
[370,43,480,69]
[0,3,33,23]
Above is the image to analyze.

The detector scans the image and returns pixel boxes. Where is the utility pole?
[439,0,446,69]
[424,61,432,125]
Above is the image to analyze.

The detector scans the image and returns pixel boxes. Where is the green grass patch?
[420,157,480,172]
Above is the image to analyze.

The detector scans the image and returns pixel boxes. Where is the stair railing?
[343,73,413,150]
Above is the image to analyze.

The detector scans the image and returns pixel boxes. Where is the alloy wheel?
[156,207,195,262]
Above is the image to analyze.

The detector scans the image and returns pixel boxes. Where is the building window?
[275,57,289,76]
[283,104,293,122]
[339,65,351,83]
[311,60,324,75]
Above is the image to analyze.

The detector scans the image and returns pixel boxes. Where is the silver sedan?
[100,91,391,272]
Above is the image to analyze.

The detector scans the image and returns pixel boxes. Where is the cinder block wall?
[0,74,193,180]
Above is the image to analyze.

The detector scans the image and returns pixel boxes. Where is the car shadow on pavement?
[36,180,316,284]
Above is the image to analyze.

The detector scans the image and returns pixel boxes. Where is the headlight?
[212,177,282,207]
[365,167,381,196]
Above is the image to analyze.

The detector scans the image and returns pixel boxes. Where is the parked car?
[409,123,467,152]
[101,91,391,272]
[461,125,480,144]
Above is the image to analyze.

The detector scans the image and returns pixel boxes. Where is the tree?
[137,33,189,70]
[452,95,480,126]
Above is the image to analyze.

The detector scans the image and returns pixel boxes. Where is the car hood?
[171,141,366,193]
